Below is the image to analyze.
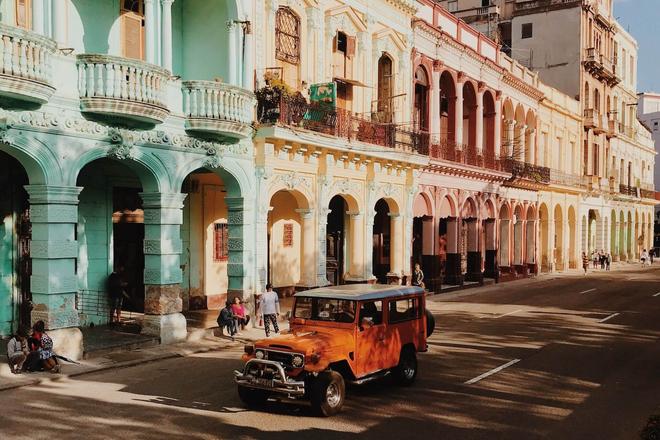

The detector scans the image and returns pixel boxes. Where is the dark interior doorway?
[326,195,347,285]
[372,199,391,283]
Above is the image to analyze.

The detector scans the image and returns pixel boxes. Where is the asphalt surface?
[2,265,659,440]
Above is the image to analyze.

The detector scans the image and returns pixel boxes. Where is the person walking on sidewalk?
[259,283,280,337]
[641,249,649,267]
[582,252,589,275]
[108,266,128,325]
[606,252,611,271]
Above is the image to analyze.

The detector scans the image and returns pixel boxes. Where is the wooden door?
[15,0,31,29]
[121,0,145,60]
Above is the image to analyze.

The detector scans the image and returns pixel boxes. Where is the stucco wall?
[269,191,302,289]
[69,0,121,55]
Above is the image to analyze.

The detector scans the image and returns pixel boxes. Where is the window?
[482,0,490,6]
[654,121,658,131]
[120,0,144,60]
[275,7,301,65]
[521,23,533,39]
[388,298,420,324]
[213,223,228,261]
[448,0,458,12]
[359,301,383,326]
[15,0,31,29]
[283,223,293,247]
[293,297,356,323]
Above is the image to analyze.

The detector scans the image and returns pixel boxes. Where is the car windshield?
[293,297,357,323]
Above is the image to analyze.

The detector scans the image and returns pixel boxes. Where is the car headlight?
[255,349,265,359]
[291,354,304,368]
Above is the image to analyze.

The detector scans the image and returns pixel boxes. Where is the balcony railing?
[583,108,598,129]
[428,139,499,170]
[182,80,255,141]
[640,188,655,199]
[502,159,551,184]
[514,0,583,12]
[257,92,428,153]
[77,54,170,125]
[619,184,638,197]
[549,169,585,188]
[0,23,57,104]
[584,47,620,85]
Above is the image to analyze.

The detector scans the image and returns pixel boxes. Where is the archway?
[627,211,633,258]
[499,204,511,269]
[483,91,496,167]
[539,204,550,272]
[634,211,640,258]
[514,104,526,161]
[568,206,577,268]
[462,81,478,163]
[525,110,536,164]
[501,99,515,158]
[439,71,457,146]
[76,158,149,322]
[513,205,525,269]
[267,189,312,297]
[326,194,360,285]
[483,199,497,279]
[0,151,31,336]
[554,205,564,271]
[373,199,392,283]
[618,210,625,261]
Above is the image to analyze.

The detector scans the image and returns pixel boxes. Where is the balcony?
[0,23,57,105]
[514,0,582,13]
[77,54,170,125]
[583,48,620,86]
[619,184,638,197]
[583,108,597,129]
[606,118,617,138]
[549,169,585,188]
[256,92,428,154]
[453,4,500,23]
[428,139,500,171]
[182,81,255,142]
[502,159,550,184]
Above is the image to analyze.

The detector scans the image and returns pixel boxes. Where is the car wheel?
[393,347,418,386]
[310,371,345,417]
[237,385,269,408]
[426,309,436,337]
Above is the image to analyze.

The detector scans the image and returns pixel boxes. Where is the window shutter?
[121,14,144,60]
[333,33,339,52]
[346,36,356,58]
[16,0,30,29]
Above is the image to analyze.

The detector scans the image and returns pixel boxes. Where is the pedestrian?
[217,300,237,340]
[650,248,655,265]
[107,266,128,324]
[600,250,606,270]
[641,249,649,267]
[27,320,59,373]
[6,328,28,374]
[592,251,598,269]
[259,283,280,338]
[231,296,250,331]
[582,252,589,275]
[606,253,611,271]
[412,263,425,290]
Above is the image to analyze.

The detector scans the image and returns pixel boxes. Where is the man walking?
[259,283,280,337]
[107,266,127,324]
[582,252,589,275]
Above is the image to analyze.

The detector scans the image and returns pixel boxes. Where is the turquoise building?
[0,0,256,357]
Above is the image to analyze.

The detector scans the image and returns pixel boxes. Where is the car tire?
[237,385,269,408]
[310,371,345,417]
[426,309,436,337]
[393,347,418,386]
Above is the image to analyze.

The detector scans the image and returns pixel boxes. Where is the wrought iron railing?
[619,184,637,197]
[502,159,550,183]
[428,138,500,171]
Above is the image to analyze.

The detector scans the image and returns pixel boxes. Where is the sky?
[613,0,660,92]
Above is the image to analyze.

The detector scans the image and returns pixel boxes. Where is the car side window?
[359,300,383,326]
[388,297,420,323]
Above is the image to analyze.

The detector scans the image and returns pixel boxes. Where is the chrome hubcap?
[403,358,415,379]
[326,383,341,407]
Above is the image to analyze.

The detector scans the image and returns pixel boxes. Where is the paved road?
[2,265,659,439]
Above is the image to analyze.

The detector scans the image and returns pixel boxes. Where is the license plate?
[253,378,274,388]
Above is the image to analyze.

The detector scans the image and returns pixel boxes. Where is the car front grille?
[265,350,303,369]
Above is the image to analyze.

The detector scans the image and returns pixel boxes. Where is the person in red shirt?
[231,297,250,331]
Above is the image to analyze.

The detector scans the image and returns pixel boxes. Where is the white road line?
[464,359,521,385]
[653,292,660,297]
[494,309,523,319]
[580,288,597,294]
[599,312,620,323]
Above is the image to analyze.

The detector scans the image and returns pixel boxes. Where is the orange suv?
[234,284,435,416]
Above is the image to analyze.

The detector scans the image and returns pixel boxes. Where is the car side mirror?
[360,317,374,331]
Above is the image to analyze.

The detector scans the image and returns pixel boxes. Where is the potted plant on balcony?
[256,72,307,126]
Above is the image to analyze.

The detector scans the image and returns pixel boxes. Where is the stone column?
[454,81,464,148]
[296,208,316,287]
[515,123,526,161]
[32,0,45,35]
[317,207,331,286]
[243,25,254,89]
[347,211,364,281]
[52,0,67,45]
[475,88,484,156]
[514,220,524,266]
[499,219,510,268]
[227,20,238,85]
[504,119,515,157]
[161,0,174,71]
[445,217,462,285]
[389,213,403,278]
[431,70,441,142]
[527,128,536,164]
[144,0,156,64]
[562,216,570,270]
[140,192,187,344]
[26,185,83,359]
[364,207,376,282]
[494,95,502,159]
[226,196,253,297]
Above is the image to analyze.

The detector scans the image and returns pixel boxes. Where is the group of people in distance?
[217,283,281,340]
[6,320,60,375]
[582,248,655,274]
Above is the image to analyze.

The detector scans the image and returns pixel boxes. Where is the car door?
[355,300,385,377]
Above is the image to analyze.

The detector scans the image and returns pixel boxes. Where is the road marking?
[580,288,596,294]
[599,312,620,323]
[494,309,523,319]
[465,359,521,385]
[653,292,660,297]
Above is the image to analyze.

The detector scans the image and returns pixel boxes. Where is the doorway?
[326,195,347,285]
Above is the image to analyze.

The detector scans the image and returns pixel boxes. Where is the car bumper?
[234,358,306,396]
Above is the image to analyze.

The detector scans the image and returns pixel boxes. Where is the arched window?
[275,7,301,65]
[414,66,430,131]
[594,88,600,113]
[584,82,590,108]
[377,54,394,122]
